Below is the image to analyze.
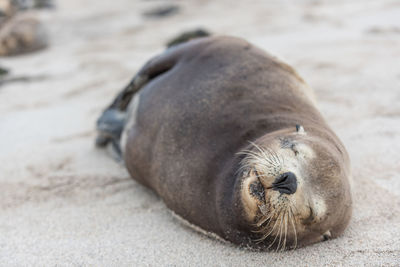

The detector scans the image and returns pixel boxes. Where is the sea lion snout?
[272,172,297,195]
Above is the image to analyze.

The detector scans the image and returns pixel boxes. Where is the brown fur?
[118,36,352,249]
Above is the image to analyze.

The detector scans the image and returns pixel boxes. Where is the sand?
[1,0,399,265]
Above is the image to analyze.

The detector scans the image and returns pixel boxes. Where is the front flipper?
[95,109,125,146]
[95,44,185,158]
[166,28,210,48]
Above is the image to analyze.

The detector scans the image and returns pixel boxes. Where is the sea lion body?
[98,36,352,249]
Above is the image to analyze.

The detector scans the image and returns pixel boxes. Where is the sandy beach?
[1,0,399,265]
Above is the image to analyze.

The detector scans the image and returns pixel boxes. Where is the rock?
[0,14,47,56]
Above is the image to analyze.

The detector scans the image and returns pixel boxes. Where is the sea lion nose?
[272,172,297,195]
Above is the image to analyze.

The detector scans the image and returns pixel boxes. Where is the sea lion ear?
[296,124,305,134]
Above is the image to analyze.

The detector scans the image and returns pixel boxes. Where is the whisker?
[253,212,276,234]
[276,207,287,252]
[255,205,273,224]
[255,207,282,243]
[258,147,277,166]
[265,147,280,165]
[239,155,275,173]
[282,209,288,252]
[290,203,299,215]
[247,142,278,166]
[280,153,285,166]
[272,148,283,166]
[289,206,298,250]
[254,153,276,167]
[266,208,284,250]
[255,211,274,228]
[257,218,270,228]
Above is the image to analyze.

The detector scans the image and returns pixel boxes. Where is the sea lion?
[96,35,352,250]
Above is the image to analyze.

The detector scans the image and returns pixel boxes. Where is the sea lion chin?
[96,35,352,251]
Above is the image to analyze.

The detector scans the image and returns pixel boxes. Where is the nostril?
[274,173,289,184]
[272,172,297,195]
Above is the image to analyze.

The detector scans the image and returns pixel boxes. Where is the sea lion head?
[238,125,352,250]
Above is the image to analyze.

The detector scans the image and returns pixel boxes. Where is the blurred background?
[0,0,399,265]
